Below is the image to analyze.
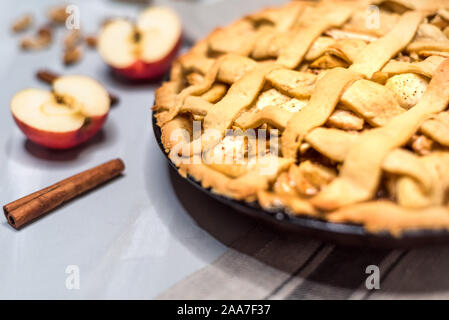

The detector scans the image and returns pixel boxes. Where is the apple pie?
[153,0,449,235]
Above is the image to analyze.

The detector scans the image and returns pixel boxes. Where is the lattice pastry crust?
[154,0,449,235]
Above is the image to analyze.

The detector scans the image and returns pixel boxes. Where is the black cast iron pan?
[152,110,449,248]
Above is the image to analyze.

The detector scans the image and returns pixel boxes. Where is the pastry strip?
[421,112,449,147]
[281,67,362,158]
[157,55,257,125]
[234,106,293,130]
[277,4,355,69]
[312,58,449,210]
[202,63,280,148]
[208,20,257,56]
[305,128,431,190]
[349,11,422,78]
[201,84,228,103]
[340,79,405,127]
[396,152,449,208]
[381,55,446,78]
[266,69,316,99]
[156,56,225,125]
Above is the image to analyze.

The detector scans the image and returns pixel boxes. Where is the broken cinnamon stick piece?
[36,70,58,84]
[3,158,125,230]
[36,70,119,106]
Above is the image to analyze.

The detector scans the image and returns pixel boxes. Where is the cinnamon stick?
[3,158,125,230]
[36,70,119,106]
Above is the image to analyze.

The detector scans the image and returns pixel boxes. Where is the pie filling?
[154,0,449,235]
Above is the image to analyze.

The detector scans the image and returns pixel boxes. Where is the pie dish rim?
[152,108,449,247]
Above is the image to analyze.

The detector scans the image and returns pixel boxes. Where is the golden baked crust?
[153,0,449,235]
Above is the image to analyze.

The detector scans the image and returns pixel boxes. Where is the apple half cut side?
[11,75,110,149]
[98,7,182,80]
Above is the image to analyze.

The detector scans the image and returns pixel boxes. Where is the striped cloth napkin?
[158,168,449,300]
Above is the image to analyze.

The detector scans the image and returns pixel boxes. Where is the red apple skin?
[113,37,182,81]
[12,114,108,150]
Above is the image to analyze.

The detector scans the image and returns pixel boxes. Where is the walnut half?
[20,25,53,51]
[11,14,33,33]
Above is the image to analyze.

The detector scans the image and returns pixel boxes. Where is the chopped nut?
[11,14,33,33]
[38,24,53,40]
[36,70,59,84]
[20,25,53,51]
[85,35,97,48]
[20,37,51,50]
[21,37,38,50]
[47,5,69,24]
[63,46,83,65]
[64,29,82,50]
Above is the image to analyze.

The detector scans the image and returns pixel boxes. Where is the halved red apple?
[11,75,110,149]
[98,7,182,80]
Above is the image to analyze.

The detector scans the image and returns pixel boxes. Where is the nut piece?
[85,35,97,48]
[20,37,44,50]
[11,14,33,33]
[64,29,82,49]
[20,25,53,51]
[38,24,53,40]
[47,5,69,24]
[63,46,83,65]
[63,30,84,65]
[36,70,59,84]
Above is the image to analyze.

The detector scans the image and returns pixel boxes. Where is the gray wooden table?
[1,0,448,300]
